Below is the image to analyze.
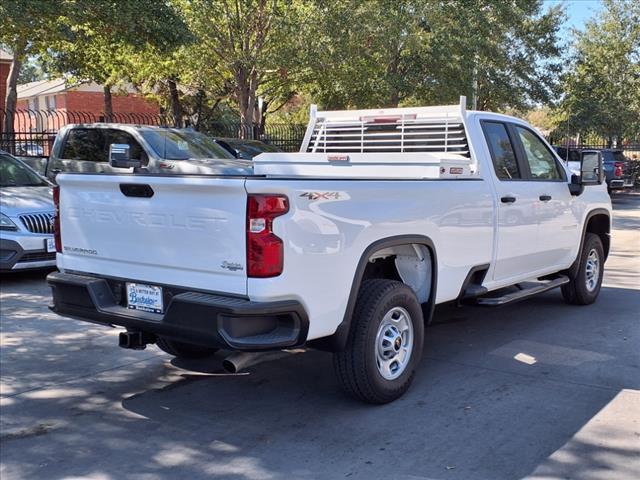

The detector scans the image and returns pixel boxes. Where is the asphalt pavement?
[1,193,638,480]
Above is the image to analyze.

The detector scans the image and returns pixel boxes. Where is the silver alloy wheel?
[585,248,600,292]
[375,306,414,380]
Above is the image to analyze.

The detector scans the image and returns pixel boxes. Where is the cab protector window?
[514,126,562,180]
[481,121,520,180]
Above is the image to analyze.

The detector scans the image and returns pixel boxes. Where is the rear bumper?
[47,272,309,351]
[608,178,635,189]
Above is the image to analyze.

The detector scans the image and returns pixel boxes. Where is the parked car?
[48,98,611,404]
[556,147,635,193]
[15,142,45,157]
[0,151,56,271]
[215,138,282,159]
[42,124,251,182]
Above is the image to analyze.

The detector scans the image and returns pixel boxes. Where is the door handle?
[539,195,552,202]
[501,196,516,203]
[120,184,154,198]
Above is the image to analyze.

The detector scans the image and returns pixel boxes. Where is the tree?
[0,0,61,133]
[302,0,564,112]
[556,0,640,145]
[182,0,305,136]
[424,0,565,110]
[43,0,190,120]
[301,0,434,109]
[18,57,47,84]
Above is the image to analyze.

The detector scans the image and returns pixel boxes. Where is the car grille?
[20,213,55,234]
[20,251,56,263]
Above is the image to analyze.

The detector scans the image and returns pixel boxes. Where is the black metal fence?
[3,108,639,159]
[0,109,308,156]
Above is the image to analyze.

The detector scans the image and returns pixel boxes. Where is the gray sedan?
[0,151,56,271]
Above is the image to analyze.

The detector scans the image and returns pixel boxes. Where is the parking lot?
[1,194,638,480]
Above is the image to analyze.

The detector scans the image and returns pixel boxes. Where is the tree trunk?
[103,85,113,122]
[3,43,25,135]
[194,88,205,131]
[236,67,256,139]
[168,79,183,128]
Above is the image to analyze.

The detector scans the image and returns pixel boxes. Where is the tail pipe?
[222,350,303,373]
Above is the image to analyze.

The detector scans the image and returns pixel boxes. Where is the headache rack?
[301,96,470,157]
[253,96,476,179]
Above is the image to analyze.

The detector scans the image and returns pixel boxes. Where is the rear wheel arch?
[308,235,437,352]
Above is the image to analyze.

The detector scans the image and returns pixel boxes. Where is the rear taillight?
[53,186,62,253]
[614,162,624,177]
[246,194,288,278]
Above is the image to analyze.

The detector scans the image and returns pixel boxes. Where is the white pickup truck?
[48,97,611,403]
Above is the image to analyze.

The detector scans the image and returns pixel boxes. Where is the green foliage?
[43,0,191,90]
[556,0,640,142]
[302,0,564,111]
[18,57,47,84]
[178,0,307,131]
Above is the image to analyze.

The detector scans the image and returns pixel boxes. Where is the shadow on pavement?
[97,286,635,480]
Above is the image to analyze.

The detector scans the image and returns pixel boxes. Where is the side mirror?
[580,151,604,185]
[109,144,141,169]
[569,151,604,196]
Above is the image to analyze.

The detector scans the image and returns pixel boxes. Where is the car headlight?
[0,213,18,231]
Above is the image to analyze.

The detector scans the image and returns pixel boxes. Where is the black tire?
[156,337,218,359]
[561,233,604,305]
[333,279,425,404]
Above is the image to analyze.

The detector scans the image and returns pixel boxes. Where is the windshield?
[141,130,235,161]
[232,140,280,157]
[0,153,48,187]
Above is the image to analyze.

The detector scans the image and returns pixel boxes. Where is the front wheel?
[561,233,604,305]
[333,279,425,404]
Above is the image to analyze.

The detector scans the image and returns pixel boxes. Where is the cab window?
[481,121,521,180]
[60,128,146,164]
[513,126,563,180]
[60,129,107,162]
[105,129,146,164]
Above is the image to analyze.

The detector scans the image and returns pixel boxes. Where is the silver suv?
[0,151,56,271]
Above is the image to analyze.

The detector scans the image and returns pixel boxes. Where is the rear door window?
[481,121,521,180]
[60,128,107,162]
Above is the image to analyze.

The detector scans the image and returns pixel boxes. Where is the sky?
[544,0,604,31]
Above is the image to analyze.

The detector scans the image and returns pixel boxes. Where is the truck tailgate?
[56,174,248,295]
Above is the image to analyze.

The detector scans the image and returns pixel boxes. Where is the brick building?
[15,79,160,132]
[0,48,13,112]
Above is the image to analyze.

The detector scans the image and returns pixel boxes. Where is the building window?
[45,95,56,111]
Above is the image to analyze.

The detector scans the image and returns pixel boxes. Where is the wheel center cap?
[394,336,402,351]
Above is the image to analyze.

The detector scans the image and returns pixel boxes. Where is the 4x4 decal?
[300,191,341,200]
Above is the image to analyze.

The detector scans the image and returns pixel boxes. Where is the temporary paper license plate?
[45,238,56,253]
[126,283,163,314]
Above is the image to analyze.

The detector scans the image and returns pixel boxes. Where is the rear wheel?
[156,337,218,359]
[334,279,425,404]
[561,233,604,305]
